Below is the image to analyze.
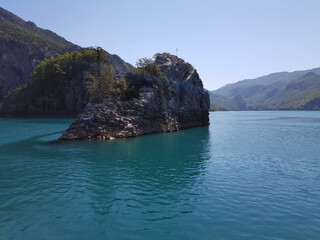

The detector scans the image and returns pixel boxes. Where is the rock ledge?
[60,54,210,140]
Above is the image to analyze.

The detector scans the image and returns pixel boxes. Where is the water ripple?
[1,113,320,239]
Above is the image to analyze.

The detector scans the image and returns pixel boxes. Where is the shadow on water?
[0,124,211,238]
[2,113,320,239]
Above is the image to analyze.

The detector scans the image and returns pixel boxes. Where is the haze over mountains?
[210,68,320,110]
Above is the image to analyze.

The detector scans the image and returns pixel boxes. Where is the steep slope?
[0,48,132,116]
[86,46,133,74]
[209,92,235,110]
[209,92,248,110]
[0,7,80,100]
[105,52,133,74]
[265,72,320,110]
[0,7,132,101]
[215,68,320,98]
[212,68,320,110]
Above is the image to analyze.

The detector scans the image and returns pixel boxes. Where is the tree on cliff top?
[85,64,115,103]
[135,57,165,78]
[126,55,171,96]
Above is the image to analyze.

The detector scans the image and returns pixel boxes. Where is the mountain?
[0,7,132,101]
[215,68,320,97]
[265,72,320,110]
[209,92,248,111]
[86,46,133,75]
[0,48,133,116]
[209,92,235,110]
[210,68,320,110]
[0,7,80,101]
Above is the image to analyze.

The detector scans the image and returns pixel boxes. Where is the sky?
[1,0,320,90]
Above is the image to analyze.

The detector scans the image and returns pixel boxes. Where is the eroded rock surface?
[60,54,210,140]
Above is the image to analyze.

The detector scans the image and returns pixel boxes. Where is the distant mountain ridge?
[210,68,320,110]
[0,7,79,100]
[0,7,76,48]
[0,7,132,101]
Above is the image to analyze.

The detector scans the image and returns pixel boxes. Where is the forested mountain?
[1,48,125,115]
[210,68,320,110]
[265,72,320,110]
[209,92,247,111]
[0,7,132,101]
[0,7,79,100]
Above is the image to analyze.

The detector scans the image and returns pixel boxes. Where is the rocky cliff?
[0,7,132,102]
[0,47,133,116]
[0,7,80,101]
[60,53,210,140]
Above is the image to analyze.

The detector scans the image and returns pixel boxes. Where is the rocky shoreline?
[60,54,210,141]
[59,96,209,141]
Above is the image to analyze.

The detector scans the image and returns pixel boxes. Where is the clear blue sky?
[1,0,320,90]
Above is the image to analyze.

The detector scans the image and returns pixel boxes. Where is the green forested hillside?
[209,92,248,110]
[0,7,80,100]
[0,16,77,54]
[210,69,320,110]
[266,72,320,110]
[0,49,176,116]
[1,49,98,115]
[0,7,132,101]
[0,7,76,47]
[209,92,235,110]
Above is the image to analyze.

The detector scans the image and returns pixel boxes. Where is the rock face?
[0,7,80,101]
[1,67,88,116]
[60,54,210,140]
[0,7,132,103]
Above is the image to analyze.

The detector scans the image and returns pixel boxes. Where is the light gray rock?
[59,53,210,141]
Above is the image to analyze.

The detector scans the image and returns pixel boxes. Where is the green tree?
[85,64,115,102]
[135,57,165,78]
[136,57,154,68]
[85,47,117,102]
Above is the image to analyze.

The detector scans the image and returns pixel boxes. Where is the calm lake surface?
[1,111,320,240]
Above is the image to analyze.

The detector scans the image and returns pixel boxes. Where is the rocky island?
[1,47,210,141]
[60,53,210,140]
[0,7,209,140]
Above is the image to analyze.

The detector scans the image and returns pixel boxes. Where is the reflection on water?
[0,119,211,239]
[1,112,320,240]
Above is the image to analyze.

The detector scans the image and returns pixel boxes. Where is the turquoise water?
[1,112,320,240]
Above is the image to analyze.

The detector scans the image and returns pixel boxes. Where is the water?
[1,112,320,240]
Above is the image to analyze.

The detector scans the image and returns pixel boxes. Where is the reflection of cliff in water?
[0,124,210,188]
[1,124,210,234]
[81,126,211,218]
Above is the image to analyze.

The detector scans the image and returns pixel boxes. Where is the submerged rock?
[59,53,210,140]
